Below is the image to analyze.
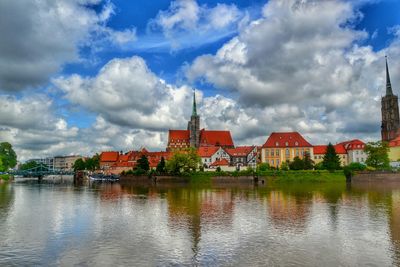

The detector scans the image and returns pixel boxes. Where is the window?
[275,142,279,147]
[276,149,280,156]
[271,149,274,156]
[295,141,299,146]
[271,159,274,165]
[277,159,280,166]
[285,142,288,146]
[286,149,290,157]
[296,149,299,156]
[265,149,269,157]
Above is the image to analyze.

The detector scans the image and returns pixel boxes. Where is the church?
[381,56,400,142]
[167,92,234,152]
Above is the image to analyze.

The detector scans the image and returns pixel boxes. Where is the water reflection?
[0,179,400,266]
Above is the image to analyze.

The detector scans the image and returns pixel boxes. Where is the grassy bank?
[0,174,10,181]
[186,170,346,183]
[259,170,345,183]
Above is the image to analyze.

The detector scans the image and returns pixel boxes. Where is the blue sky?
[1,0,400,160]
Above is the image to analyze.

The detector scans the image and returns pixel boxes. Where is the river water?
[0,178,400,266]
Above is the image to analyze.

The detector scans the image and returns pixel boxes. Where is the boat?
[89,173,120,182]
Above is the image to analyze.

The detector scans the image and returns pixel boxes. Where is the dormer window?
[275,142,279,146]
[295,142,298,146]
[285,142,288,146]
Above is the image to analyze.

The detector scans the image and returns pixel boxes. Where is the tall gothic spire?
[386,56,393,96]
[192,90,197,116]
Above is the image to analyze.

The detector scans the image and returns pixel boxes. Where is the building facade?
[225,146,258,169]
[313,144,348,166]
[28,157,54,170]
[261,132,314,168]
[381,57,400,142]
[54,155,82,171]
[167,92,234,152]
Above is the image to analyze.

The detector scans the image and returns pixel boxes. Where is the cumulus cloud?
[186,0,400,144]
[0,0,136,91]
[54,56,197,131]
[148,0,244,50]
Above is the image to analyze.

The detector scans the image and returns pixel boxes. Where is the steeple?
[386,56,393,96]
[192,90,197,116]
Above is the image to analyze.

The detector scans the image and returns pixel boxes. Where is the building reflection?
[166,188,234,257]
[266,190,312,230]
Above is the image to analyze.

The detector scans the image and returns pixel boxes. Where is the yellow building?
[313,144,348,166]
[261,132,314,168]
[389,136,400,162]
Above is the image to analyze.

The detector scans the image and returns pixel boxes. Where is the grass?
[259,170,345,183]
[0,174,10,181]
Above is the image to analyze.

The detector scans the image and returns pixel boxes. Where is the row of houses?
[26,155,82,171]
[99,131,376,174]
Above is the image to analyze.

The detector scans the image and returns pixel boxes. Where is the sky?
[1,0,400,161]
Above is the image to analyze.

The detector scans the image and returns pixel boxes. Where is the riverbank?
[120,170,346,184]
[0,174,10,182]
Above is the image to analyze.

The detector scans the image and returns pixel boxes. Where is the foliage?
[343,162,366,178]
[73,154,100,171]
[257,170,345,183]
[303,152,314,170]
[322,143,341,172]
[289,156,304,170]
[156,157,166,173]
[0,142,17,171]
[20,160,39,170]
[216,166,221,172]
[257,163,270,172]
[280,161,289,171]
[365,141,390,170]
[314,162,324,170]
[137,155,150,172]
[0,174,10,181]
[166,148,201,174]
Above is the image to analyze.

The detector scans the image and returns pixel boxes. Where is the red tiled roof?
[313,144,347,155]
[338,139,365,150]
[225,146,255,157]
[168,130,190,142]
[118,154,129,162]
[210,158,230,166]
[198,146,220,157]
[389,136,400,147]
[200,130,234,147]
[262,132,312,148]
[100,151,119,162]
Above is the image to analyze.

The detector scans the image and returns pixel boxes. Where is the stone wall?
[352,171,400,182]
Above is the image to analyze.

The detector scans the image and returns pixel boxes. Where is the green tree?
[257,163,270,172]
[0,142,17,171]
[303,152,314,170]
[280,161,289,171]
[73,158,86,171]
[322,143,341,172]
[137,155,150,172]
[20,160,39,170]
[365,141,390,169]
[156,157,166,173]
[85,154,100,171]
[289,156,304,170]
[166,148,201,174]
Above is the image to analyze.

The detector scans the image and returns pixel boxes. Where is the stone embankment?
[352,171,400,182]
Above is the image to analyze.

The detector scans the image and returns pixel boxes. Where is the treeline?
[72,155,100,171]
[0,142,17,172]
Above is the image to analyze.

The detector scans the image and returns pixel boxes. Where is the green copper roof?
[192,91,197,116]
[386,56,393,96]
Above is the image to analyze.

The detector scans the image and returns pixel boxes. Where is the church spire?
[192,90,197,116]
[386,56,393,96]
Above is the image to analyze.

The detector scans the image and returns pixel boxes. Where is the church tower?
[188,91,200,148]
[381,56,400,141]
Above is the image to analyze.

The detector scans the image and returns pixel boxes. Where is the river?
[0,177,399,266]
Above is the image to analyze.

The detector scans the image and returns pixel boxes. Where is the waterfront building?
[198,146,230,168]
[100,151,120,170]
[167,92,234,152]
[338,139,367,164]
[225,146,258,169]
[261,132,314,168]
[381,56,400,142]
[53,155,82,171]
[313,144,348,166]
[389,136,400,162]
[208,158,235,171]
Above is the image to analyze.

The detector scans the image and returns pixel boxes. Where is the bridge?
[8,164,74,179]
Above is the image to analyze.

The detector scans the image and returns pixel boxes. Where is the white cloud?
[0,0,136,91]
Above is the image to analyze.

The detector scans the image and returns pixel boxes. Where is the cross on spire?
[386,55,393,96]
